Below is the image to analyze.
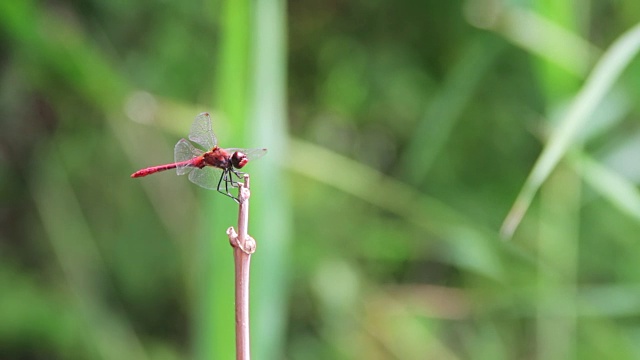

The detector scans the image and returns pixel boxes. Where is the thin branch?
[226,174,256,360]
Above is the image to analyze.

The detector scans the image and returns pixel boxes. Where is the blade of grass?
[0,0,128,110]
[31,145,149,360]
[571,152,640,222]
[287,138,529,279]
[537,164,580,360]
[248,0,291,359]
[0,263,101,357]
[216,0,251,129]
[398,35,504,185]
[530,4,582,359]
[501,22,640,239]
[466,1,600,77]
[532,0,583,99]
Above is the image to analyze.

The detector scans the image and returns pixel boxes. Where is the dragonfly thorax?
[203,147,233,169]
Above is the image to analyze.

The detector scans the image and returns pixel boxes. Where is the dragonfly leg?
[217,169,239,203]
[230,169,246,187]
[215,170,225,194]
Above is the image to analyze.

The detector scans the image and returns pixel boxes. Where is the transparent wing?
[187,166,223,190]
[174,138,204,175]
[224,147,268,161]
[188,112,217,150]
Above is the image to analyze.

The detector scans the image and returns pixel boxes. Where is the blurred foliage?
[2,0,640,359]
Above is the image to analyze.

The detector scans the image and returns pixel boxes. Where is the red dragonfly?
[131,112,267,201]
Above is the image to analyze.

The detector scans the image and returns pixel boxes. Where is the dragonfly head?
[231,151,249,169]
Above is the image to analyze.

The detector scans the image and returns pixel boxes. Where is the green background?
[2,0,640,359]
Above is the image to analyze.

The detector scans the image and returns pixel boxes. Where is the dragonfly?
[131,112,267,201]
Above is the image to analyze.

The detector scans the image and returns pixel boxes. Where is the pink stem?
[227,175,255,360]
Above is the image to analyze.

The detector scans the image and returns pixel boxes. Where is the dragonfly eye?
[231,152,249,168]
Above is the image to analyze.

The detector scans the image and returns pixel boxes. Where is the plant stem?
[227,174,256,360]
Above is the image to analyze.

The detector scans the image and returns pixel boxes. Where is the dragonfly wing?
[224,147,268,161]
[188,166,223,190]
[174,138,204,175]
[188,112,217,150]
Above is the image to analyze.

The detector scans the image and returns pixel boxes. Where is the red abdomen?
[131,159,197,178]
